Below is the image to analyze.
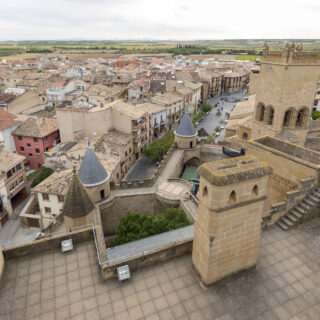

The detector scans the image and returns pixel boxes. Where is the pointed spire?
[79,147,109,187]
[175,113,197,137]
[62,169,95,219]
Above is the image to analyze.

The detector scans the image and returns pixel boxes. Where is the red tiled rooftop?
[0,110,18,131]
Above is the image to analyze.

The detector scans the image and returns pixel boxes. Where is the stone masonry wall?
[193,198,265,285]
[247,142,319,185]
[100,194,176,236]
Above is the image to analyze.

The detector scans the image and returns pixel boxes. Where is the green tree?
[144,131,174,162]
[112,208,190,246]
[312,110,320,120]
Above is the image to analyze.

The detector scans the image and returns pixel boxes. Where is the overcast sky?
[1,0,319,41]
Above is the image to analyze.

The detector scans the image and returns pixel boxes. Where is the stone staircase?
[277,187,320,231]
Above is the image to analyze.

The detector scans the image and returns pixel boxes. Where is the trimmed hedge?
[112,208,190,246]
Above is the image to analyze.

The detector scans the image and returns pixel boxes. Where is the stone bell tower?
[250,43,320,145]
[192,156,272,285]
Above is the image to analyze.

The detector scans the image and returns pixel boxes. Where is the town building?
[12,117,60,169]
[0,110,22,152]
[127,79,150,102]
[32,169,72,229]
[0,150,27,223]
[109,100,150,158]
[151,92,184,129]
[46,79,86,106]
[135,102,168,139]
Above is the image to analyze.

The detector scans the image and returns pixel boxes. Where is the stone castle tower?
[192,156,271,285]
[250,43,320,145]
[62,167,96,231]
[79,147,111,203]
[174,113,198,149]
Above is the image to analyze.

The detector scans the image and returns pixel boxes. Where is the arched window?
[283,110,291,127]
[242,132,249,140]
[252,185,259,196]
[202,186,208,197]
[256,103,265,122]
[265,106,274,125]
[229,190,237,204]
[296,107,309,128]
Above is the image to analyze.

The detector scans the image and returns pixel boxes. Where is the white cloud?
[0,0,319,40]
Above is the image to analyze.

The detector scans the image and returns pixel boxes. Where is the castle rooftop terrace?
[198,155,272,186]
[1,218,320,319]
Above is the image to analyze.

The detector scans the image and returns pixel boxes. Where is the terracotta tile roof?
[0,94,16,104]
[13,117,58,138]
[33,169,72,195]
[0,110,18,131]
[0,150,25,172]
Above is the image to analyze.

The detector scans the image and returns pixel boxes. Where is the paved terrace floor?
[2,218,320,320]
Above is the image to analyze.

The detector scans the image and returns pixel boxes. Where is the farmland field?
[1,40,320,58]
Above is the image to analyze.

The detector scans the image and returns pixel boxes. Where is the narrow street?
[197,90,246,142]
[0,195,40,248]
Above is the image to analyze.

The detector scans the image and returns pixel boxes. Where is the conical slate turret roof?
[79,147,109,187]
[62,169,95,219]
[175,113,197,137]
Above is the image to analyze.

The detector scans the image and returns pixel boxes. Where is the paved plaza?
[156,181,190,201]
[2,218,320,320]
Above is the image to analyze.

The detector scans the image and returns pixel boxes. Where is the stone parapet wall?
[100,193,175,236]
[255,137,320,166]
[3,227,93,259]
[247,139,320,185]
[113,177,156,190]
[101,226,193,280]
[309,119,320,132]
[267,176,317,225]
[101,242,191,280]
[271,173,298,192]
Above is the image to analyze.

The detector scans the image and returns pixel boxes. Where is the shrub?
[144,131,174,162]
[192,110,205,124]
[29,167,54,187]
[200,103,212,113]
[312,110,320,120]
[112,208,190,246]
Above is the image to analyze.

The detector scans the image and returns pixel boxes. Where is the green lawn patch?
[112,208,191,246]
